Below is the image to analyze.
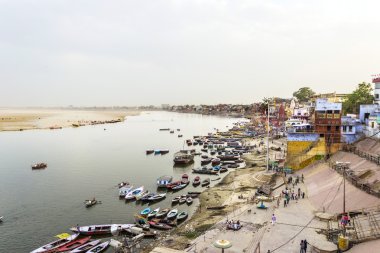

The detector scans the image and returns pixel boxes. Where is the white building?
[374,76,380,105]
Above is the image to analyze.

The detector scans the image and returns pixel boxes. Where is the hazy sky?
[1,0,379,107]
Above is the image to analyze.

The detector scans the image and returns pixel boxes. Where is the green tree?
[343,82,374,114]
[293,87,316,102]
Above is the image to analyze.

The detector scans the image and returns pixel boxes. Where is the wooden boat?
[70,239,101,253]
[147,193,166,202]
[210,151,216,155]
[179,196,186,204]
[172,196,181,204]
[201,158,212,165]
[177,211,188,221]
[211,177,221,181]
[118,181,130,188]
[178,134,183,138]
[119,185,133,198]
[192,168,218,175]
[207,205,226,210]
[141,207,151,216]
[211,158,221,166]
[228,163,239,168]
[201,148,208,153]
[192,176,201,186]
[188,191,201,195]
[31,233,80,253]
[32,163,47,169]
[159,128,170,131]
[56,236,91,252]
[151,218,176,226]
[171,183,187,191]
[147,208,160,219]
[86,241,110,253]
[167,209,178,219]
[155,208,170,218]
[160,149,169,155]
[181,174,189,185]
[84,198,97,208]
[157,175,173,188]
[201,155,209,159]
[186,197,193,205]
[125,186,144,200]
[146,149,154,155]
[201,178,210,187]
[0,216,3,222]
[136,190,150,201]
[173,152,194,165]
[220,167,228,173]
[134,215,150,229]
[140,193,155,202]
[212,165,221,172]
[166,180,181,189]
[170,130,174,133]
[70,224,133,236]
[148,221,172,230]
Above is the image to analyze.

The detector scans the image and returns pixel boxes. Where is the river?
[0,111,244,252]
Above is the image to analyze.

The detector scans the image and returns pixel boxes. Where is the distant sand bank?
[0,108,140,131]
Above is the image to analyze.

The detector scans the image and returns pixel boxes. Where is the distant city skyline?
[1,0,379,107]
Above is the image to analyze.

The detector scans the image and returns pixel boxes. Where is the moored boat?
[171,196,181,204]
[141,207,151,216]
[140,193,155,201]
[147,208,160,219]
[148,221,172,230]
[171,183,187,191]
[119,185,133,198]
[56,236,91,252]
[70,224,133,236]
[31,233,79,253]
[167,209,178,219]
[125,186,144,200]
[0,216,3,222]
[157,175,173,188]
[86,241,110,253]
[177,211,188,221]
[201,158,212,165]
[186,197,193,205]
[173,151,194,165]
[179,196,186,204]
[201,178,210,187]
[155,208,170,218]
[136,190,150,201]
[211,158,221,166]
[192,167,218,175]
[160,149,169,155]
[181,174,189,185]
[147,193,166,202]
[70,239,101,253]
[192,176,201,186]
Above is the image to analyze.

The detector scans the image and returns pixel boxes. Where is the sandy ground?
[0,108,140,131]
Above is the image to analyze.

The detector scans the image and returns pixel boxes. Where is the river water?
[0,111,243,252]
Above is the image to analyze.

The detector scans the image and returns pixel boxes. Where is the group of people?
[300,239,308,253]
[340,213,351,227]
[281,187,305,207]
[226,219,242,231]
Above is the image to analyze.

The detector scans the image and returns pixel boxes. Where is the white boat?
[125,186,144,200]
[70,239,101,253]
[0,216,3,222]
[86,241,110,253]
[31,234,79,253]
[147,193,166,202]
[148,208,160,219]
[136,190,150,201]
[119,185,133,197]
[70,224,134,236]
[167,209,178,219]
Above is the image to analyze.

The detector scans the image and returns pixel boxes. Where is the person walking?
[303,239,308,252]
[300,240,305,253]
[271,214,276,225]
[283,198,287,208]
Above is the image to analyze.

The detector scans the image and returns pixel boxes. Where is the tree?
[293,87,316,102]
[343,82,374,114]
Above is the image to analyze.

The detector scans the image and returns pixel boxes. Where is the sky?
[0,0,379,107]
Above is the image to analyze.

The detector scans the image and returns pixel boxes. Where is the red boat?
[192,176,201,186]
[181,174,189,185]
[55,236,91,252]
[166,181,181,189]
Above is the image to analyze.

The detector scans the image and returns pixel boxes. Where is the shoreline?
[0,108,141,132]
[144,137,275,252]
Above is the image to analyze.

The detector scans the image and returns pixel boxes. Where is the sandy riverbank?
[0,108,140,131]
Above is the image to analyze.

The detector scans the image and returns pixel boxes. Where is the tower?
[373,76,380,105]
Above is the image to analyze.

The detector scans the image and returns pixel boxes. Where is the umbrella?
[213,239,232,252]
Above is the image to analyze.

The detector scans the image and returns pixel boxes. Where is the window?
[327,126,331,131]
[343,126,347,132]
[349,126,353,132]
[336,126,340,131]
[376,94,379,99]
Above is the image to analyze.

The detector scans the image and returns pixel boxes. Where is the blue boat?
[141,207,151,216]
[213,165,221,171]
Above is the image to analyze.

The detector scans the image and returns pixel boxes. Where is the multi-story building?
[373,76,380,105]
[314,99,342,153]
